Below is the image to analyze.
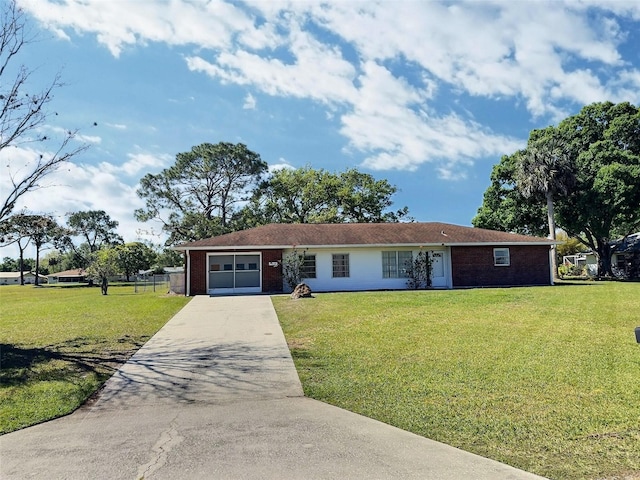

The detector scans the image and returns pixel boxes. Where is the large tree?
[58,210,123,268]
[555,102,640,276]
[86,247,120,295]
[0,0,88,221]
[0,212,60,284]
[0,212,32,284]
[474,101,640,277]
[238,166,409,226]
[135,142,267,245]
[115,242,157,281]
[22,214,61,285]
[516,128,575,278]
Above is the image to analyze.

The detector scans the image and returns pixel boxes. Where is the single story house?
[174,222,556,296]
[562,232,640,277]
[0,271,48,285]
[47,268,88,284]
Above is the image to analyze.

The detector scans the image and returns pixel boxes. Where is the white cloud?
[19,0,640,176]
[243,93,257,110]
[19,0,255,57]
[0,146,168,258]
[99,152,172,177]
[75,134,101,144]
[268,158,294,173]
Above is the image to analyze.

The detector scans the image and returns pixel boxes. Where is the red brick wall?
[262,250,283,293]
[187,249,284,295]
[189,251,208,295]
[451,245,551,287]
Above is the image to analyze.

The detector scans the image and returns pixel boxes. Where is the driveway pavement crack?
[135,418,184,480]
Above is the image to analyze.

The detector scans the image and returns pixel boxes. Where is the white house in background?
[47,269,88,284]
[175,222,557,296]
[0,271,48,285]
[563,232,640,277]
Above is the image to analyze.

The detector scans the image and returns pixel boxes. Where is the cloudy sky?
[2,0,639,258]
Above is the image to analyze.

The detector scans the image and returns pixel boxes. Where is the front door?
[208,253,261,294]
[430,251,447,288]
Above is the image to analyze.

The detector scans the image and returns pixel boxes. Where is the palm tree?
[516,130,575,280]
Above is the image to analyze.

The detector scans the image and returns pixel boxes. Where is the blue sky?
[2,0,640,258]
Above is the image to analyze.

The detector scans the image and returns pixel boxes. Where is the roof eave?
[175,241,555,251]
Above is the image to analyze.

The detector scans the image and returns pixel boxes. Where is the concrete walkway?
[0,296,546,479]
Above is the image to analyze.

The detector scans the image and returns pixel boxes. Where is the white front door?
[430,251,447,288]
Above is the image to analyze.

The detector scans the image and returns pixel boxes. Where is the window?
[493,248,510,266]
[382,251,412,278]
[616,255,626,269]
[332,254,350,278]
[301,254,316,278]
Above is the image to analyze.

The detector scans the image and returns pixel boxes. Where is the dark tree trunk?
[18,246,25,286]
[34,244,41,286]
[596,241,614,278]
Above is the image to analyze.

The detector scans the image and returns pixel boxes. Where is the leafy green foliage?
[405,250,432,289]
[115,242,157,281]
[135,142,267,245]
[86,247,120,294]
[472,153,548,236]
[281,249,307,291]
[474,102,640,277]
[238,165,409,226]
[0,213,64,284]
[58,210,123,268]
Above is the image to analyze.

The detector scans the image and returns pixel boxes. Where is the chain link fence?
[134,274,170,293]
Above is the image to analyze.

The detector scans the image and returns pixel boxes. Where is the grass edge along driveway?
[0,286,190,435]
[273,283,640,480]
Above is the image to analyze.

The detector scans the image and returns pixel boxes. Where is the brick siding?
[261,250,284,293]
[451,245,551,287]
[189,251,208,295]
[187,249,284,295]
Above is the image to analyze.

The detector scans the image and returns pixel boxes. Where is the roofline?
[175,241,556,251]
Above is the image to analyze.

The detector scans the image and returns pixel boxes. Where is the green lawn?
[273,283,640,480]
[0,285,190,434]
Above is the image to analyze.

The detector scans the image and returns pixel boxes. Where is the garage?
[207,253,262,294]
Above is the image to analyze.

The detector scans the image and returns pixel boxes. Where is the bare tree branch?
[0,0,89,222]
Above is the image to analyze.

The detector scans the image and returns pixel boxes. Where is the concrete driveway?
[0,295,546,479]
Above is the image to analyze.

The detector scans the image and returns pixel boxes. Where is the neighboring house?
[612,232,640,278]
[0,271,48,285]
[47,269,88,284]
[563,232,640,277]
[175,222,556,296]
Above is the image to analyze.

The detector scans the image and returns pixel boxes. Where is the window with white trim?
[332,254,350,278]
[493,248,510,266]
[382,251,412,278]
[302,254,317,278]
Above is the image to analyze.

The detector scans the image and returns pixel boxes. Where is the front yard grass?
[0,285,190,434]
[273,283,640,480]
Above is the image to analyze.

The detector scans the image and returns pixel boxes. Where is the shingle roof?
[176,222,554,250]
[0,271,44,278]
[48,268,87,277]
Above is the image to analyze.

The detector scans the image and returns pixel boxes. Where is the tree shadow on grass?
[0,336,149,387]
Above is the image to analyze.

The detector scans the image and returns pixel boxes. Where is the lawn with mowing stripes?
[273,283,640,480]
[0,285,190,434]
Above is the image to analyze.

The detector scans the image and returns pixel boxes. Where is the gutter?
[174,241,559,251]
